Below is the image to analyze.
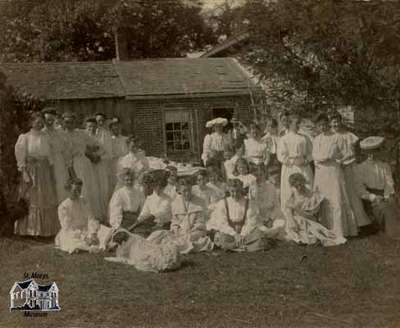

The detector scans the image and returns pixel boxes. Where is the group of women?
[13,107,400,272]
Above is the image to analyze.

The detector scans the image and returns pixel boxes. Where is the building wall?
[55,95,253,161]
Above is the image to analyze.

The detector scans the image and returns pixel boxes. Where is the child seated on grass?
[55,178,111,254]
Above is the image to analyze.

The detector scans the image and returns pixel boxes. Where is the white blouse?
[62,129,94,165]
[138,191,172,224]
[261,133,279,154]
[117,151,149,175]
[277,132,313,165]
[202,132,230,163]
[244,138,268,165]
[111,135,128,160]
[235,174,257,189]
[336,131,358,165]
[312,133,341,163]
[58,198,95,231]
[15,130,53,170]
[207,197,260,237]
[109,186,145,229]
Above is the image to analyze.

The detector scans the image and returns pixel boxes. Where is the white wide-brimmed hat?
[360,136,385,151]
[205,117,228,128]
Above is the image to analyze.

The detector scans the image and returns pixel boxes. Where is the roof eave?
[124,91,257,100]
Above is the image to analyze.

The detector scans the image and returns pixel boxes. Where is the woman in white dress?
[244,123,270,167]
[277,114,313,210]
[207,179,270,252]
[109,118,128,193]
[105,229,181,273]
[330,112,371,228]
[313,113,358,238]
[191,170,220,216]
[250,165,285,238]
[201,118,231,168]
[163,166,178,201]
[206,166,227,201]
[42,107,68,204]
[55,178,107,254]
[284,173,346,246]
[147,178,213,254]
[117,135,149,190]
[109,168,145,231]
[61,112,102,221]
[14,112,59,236]
[261,118,281,187]
[84,117,110,220]
[130,170,172,236]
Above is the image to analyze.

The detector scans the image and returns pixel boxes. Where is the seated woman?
[147,178,213,254]
[191,170,222,215]
[283,173,347,247]
[116,135,149,190]
[206,166,228,201]
[355,136,400,240]
[250,164,285,238]
[105,228,181,273]
[163,165,178,201]
[130,169,172,236]
[207,179,270,252]
[109,168,145,231]
[55,178,111,254]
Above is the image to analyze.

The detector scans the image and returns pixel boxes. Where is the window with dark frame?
[165,110,192,153]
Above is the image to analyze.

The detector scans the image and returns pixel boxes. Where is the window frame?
[163,109,194,155]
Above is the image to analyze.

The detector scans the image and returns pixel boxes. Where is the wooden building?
[1,58,261,162]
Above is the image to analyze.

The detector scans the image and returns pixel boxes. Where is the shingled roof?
[0,58,255,100]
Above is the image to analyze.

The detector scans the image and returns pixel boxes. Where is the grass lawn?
[0,234,399,328]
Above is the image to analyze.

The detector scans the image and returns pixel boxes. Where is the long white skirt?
[73,156,103,220]
[53,153,69,204]
[280,164,313,210]
[314,162,358,237]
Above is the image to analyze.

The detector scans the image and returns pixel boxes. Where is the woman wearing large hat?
[201,117,231,168]
[355,136,400,240]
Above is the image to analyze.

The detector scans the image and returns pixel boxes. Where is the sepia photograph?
[0,0,399,327]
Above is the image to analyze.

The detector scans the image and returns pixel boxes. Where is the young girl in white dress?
[146,178,213,254]
[108,168,145,231]
[55,178,109,254]
[14,112,59,236]
[284,173,346,246]
[330,112,371,229]
[312,113,358,238]
[277,114,313,210]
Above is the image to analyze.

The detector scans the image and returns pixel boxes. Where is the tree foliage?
[238,0,400,135]
[0,0,214,62]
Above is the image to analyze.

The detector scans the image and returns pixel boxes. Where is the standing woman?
[201,118,231,170]
[330,112,371,229]
[42,107,68,204]
[84,117,110,219]
[277,114,313,209]
[61,112,102,220]
[14,112,59,236]
[312,113,358,238]
[244,123,270,167]
[109,118,128,192]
